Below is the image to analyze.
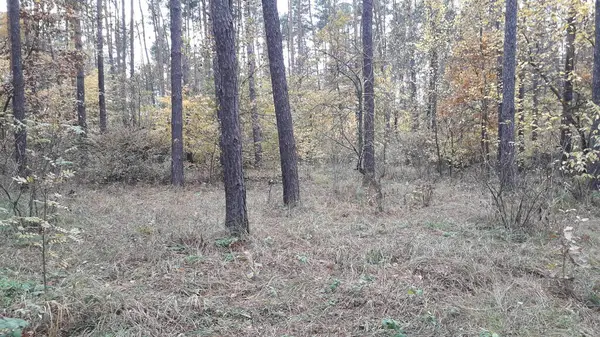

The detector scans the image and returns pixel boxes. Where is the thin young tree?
[129,0,136,125]
[97,0,107,132]
[246,0,262,167]
[211,0,249,234]
[170,0,184,186]
[589,0,600,188]
[75,0,87,131]
[499,0,518,188]
[362,0,375,182]
[262,0,301,206]
[8,0,26,176]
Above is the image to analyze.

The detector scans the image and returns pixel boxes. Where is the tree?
[246,0,263,167]
[590,0,600,188]
[75,0,87,131]
[499,0,518,188]
[262,0,301,206]
[362,0,375,182]
[98,0,108,132]
[561,2,576,156]
[170,0,184,186]
[211,0,249,234]
[8,0,27,176]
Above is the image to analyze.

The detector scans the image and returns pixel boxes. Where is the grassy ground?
[1,166,600,336]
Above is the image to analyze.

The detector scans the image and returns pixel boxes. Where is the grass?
[1,166,599,336]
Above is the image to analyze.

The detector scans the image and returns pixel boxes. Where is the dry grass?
[1,166,600,336]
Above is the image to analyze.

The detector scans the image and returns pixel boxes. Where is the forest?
[1,0,600,335]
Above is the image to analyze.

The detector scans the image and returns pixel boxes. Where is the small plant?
[365,249,384,265]
[559,217,585,279]
[0,317,29,337]
[215,237,239,248]
[381,318,407,337]
[296,254,308,264]
[328,279,341,292]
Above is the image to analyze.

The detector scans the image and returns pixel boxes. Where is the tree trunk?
[287,0,294,75]
[517,70,525,155]
[262,0,301,206]
[75,1,87,131]
[98,0,107,132]
[105,0,115,74]
[531,71,539,141]
[139,0,156,105]
[362,0,375,181]
[8,0,27,176]
[129,0,136,126]
[246,0,262,167]
[499,0,518,188]
[170,0,184,186]
[561,3,576,156]
[589,0,600,189]
[211,0,249,234]
[150,0,165,96]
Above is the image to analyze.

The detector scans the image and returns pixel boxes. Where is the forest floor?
[1,165,600,336]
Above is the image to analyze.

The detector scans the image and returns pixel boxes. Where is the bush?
[81,128,170,184]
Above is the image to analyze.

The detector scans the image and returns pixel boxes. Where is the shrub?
[81,128,170,184]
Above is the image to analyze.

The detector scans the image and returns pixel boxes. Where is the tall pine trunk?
[561,3,576,156]
[211,0,249,234]
[362,0,375,181]
[262,0,301,206]
[246,0,262,167]
[589,0,600,189]
[98,0,107,132]
[8,0,26,176]
[499,0,518,188]
[75,1,87,131]
[170,0,184,186]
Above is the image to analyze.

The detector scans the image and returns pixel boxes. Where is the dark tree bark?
[362,0,375,181]
[98,0,107,132]
[170,0,184,186]
[262,0,301,206]
[561,3,576,156]
[589,0,600,188]
[75,1,87,131]
[130,0,136,125]
[499,0,518,188]
[8,0,26,176]
[211,0,249,234]
[246,0,262,167]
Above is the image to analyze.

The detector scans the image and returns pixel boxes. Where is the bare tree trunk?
[246,0,262,167]
[150,0,165,96]
[211,0,249,234]
[561,3,576,156]
[499,0,518,188]
[139,0,156,105]
[8,0,27,176]
[362,0,375,181]
[105,0,115,73]
[170,0,184,186]
[262,0,301,206]
[75,1,87,131]
[589,0,600,189]
[517,70,525,155]
[98,0,107,132]
[287,0,294,75]
[531,71,539,141]
[129,0,136,126]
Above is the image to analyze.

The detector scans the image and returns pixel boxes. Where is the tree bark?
[139,0,156,105]
[75,0,87,131]
[105,0,115,74]
[262,0,301,206]
[246,0,262,167]
[130,0,136,125]
[589,0,600,188]
[170,0,184,186]
[362,0,375,181]
[211,0,249,234]
[98,0,107,132]
[561,3,576,156]
[8,0,27,176]
[499,0,518,188]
